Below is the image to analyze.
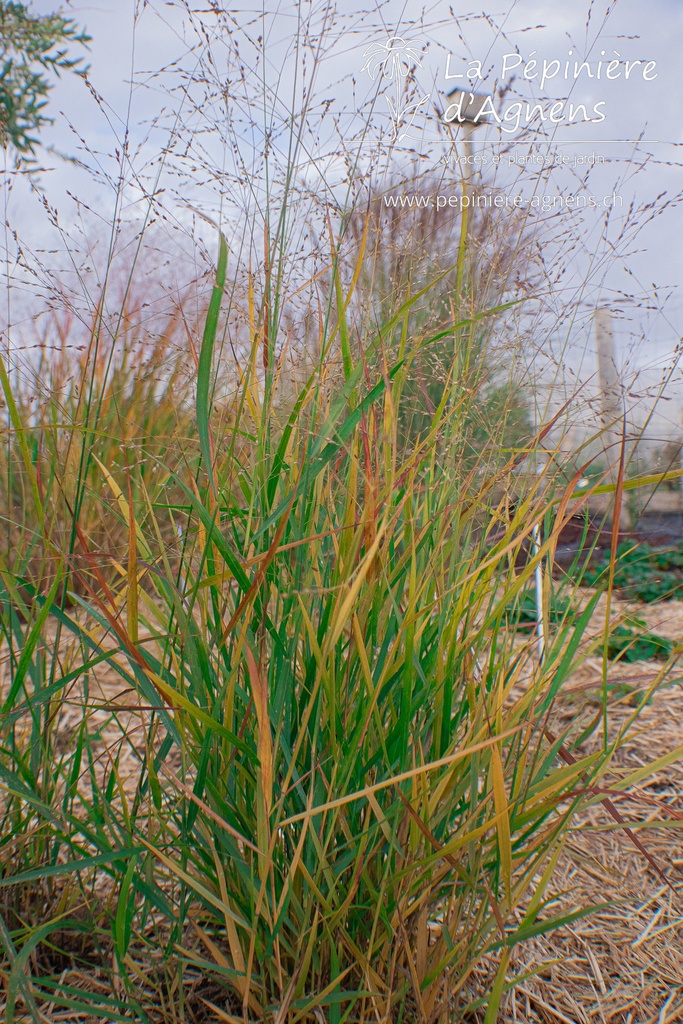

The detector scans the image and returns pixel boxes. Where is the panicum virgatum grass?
[0,4,679,1021]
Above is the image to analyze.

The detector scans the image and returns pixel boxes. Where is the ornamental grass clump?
[0,3,679,1020]
[0,213,669,1022]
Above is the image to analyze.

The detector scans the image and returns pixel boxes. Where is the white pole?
[532,523,544,662]
[595,308,630,529]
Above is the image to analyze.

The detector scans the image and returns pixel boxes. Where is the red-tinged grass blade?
[244,642,273,816]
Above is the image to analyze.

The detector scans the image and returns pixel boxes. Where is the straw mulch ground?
[489,597,683,1024]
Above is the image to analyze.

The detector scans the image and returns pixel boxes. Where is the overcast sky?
[9,0,683,436]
